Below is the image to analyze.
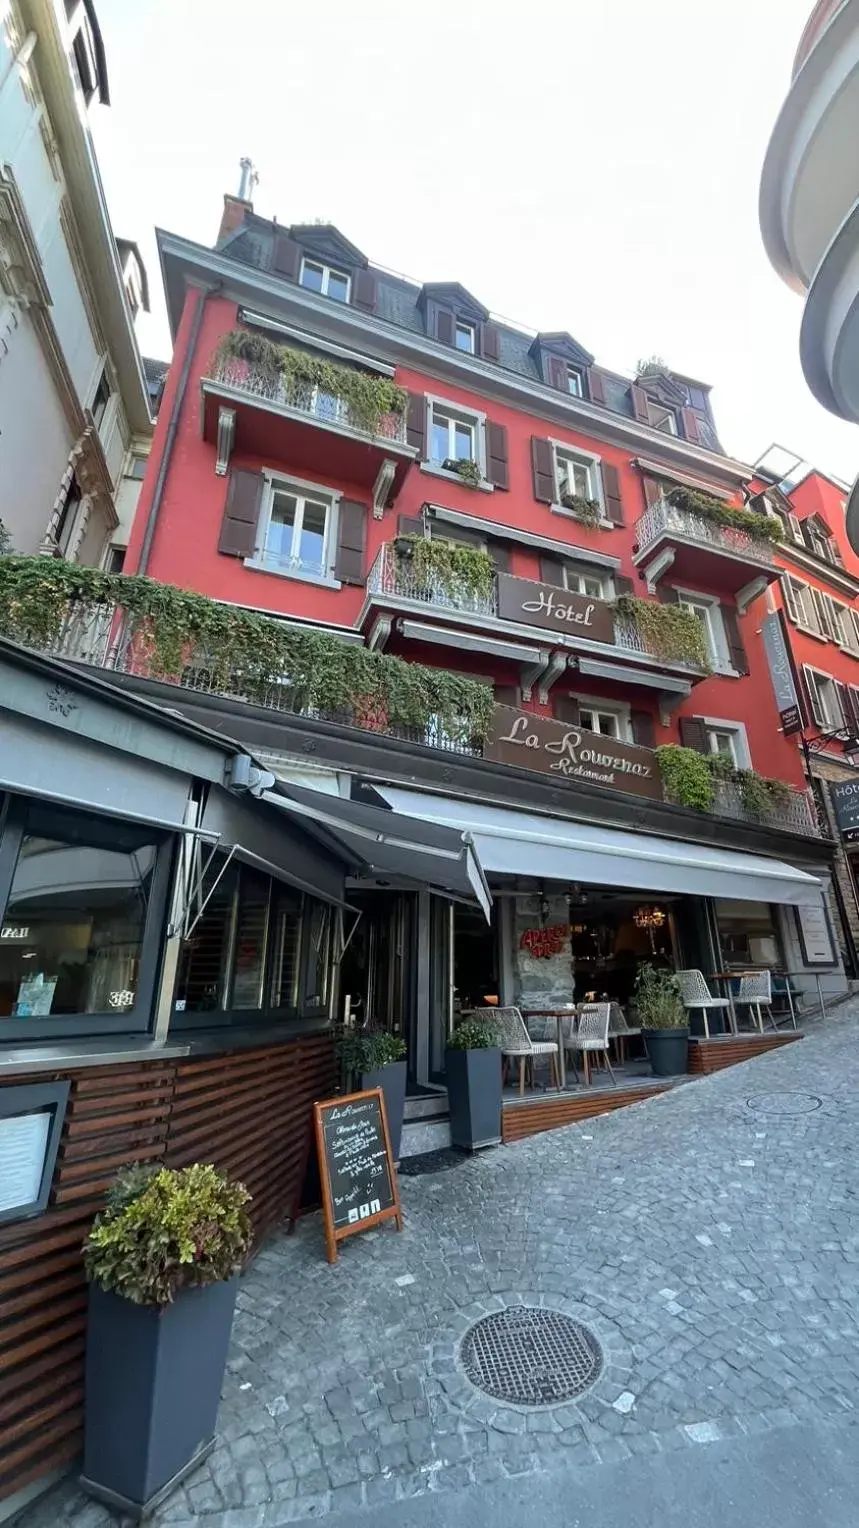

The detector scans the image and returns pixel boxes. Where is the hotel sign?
[830,779,859,844]
[485,705,663,800]
[496,574,615,644]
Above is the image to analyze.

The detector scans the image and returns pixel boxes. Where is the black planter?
[82,1276,239,1518]
[445,1046,502,1151]
[361,1059,407,1163]
[643,1027,690,1078]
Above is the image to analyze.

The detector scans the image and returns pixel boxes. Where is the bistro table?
[520,1008,578,1088]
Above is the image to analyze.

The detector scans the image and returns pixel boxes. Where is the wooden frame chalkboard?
[313,1089,403,1264]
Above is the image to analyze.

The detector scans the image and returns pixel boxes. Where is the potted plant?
[442,457,482,488]
[339,1029,408,1162]
[559,490,602,525]
[81,1163,251,1517]
[445,1015,502,1152]
[634,963,689,1077]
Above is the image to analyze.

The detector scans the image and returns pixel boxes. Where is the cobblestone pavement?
[24,1004,859,1528]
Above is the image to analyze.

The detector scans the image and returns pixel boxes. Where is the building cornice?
[777,539,859,595]
[157,230,754,490]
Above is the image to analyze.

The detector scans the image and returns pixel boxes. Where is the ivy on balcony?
[613,594,711,669]
[394,536,495,601]
[665,487,784,546]
[656,744,796,816]
[213,330,408,435]
[0,558,495,743]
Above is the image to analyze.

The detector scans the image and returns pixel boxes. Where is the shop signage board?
[485,705,664,801]
[294,1089,402,1265]
[830,780,859,844]
[496,575,615,644]
[793,901,837,967]
[761,611,804,736]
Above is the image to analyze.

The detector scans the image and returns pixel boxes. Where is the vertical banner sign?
[761,610,804,736]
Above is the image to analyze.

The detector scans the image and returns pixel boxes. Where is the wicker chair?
[608,1004,640,1064]
[734,970,775,1033]
[473,1006,560,1096]
[567,1003,616,1087]
[676,969,731,1039]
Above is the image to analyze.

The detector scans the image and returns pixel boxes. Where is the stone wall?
[511,893,573,1011]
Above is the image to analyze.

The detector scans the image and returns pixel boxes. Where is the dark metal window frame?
[0,1081,71,1224]
[0,796,174,1042]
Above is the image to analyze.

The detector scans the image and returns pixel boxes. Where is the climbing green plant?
[443,458,482,488]
[0,558,495,743]
[664,487,783,546]
[559,492,602,526]
[657,744,799,819]
[396,536,495,601]
[213,330,408,434]
[613,595,710,670]
[635,355,670,379]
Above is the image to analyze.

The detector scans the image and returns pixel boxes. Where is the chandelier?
[633,906,666,930]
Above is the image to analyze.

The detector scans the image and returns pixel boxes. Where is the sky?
[91,0,859,486]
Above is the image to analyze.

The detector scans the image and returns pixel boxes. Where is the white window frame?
[785,576,826,640]
[675,588,733,674]
[699,718,752,769]
[835,601,859,655]
[573,695,632,742]
[566,366,583,397]
[299,258,351,303]
[454,321,475,354]
[551,440,606,521]
[248,470,341,588]
[563,563,611,600]
[422,394,489,487]
[646,399,678,436]
[802,667,844,732]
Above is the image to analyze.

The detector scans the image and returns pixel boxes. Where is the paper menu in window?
[14,974,58,1017]
[0,1111,50,1212]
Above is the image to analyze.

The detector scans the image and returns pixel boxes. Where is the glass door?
[428,897,454,1082]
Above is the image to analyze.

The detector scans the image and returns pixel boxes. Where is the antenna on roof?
[237,157,259,202]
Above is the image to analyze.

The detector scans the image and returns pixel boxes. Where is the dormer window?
[566,367,583,398]
[455,321,475,354]
[299,258,350,304]
[647,399,678,435]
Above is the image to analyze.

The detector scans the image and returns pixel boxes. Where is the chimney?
[216,157,258,246]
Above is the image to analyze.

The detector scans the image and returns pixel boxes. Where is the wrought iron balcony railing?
[206,357,409,445]
[634,497,776,567]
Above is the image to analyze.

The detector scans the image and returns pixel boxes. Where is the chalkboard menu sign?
[312,1090,403,1263]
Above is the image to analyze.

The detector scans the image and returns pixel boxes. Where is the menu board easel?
[290,1088,403,1264]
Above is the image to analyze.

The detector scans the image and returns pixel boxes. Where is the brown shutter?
[481,324,501,363]
[218,469,262,557]
[680,407,702,445]
[494,684,520,707]
[548,356,567,391]
[679,716,708,752]
[586,369,606,405]
[540,555,565,585]
[630,385,650,424]
[553,695,581,725]
[406,393,426,455]
[272,235,301,279]
[531,437,555,503]
[601,462,624,524]
[657,584,679,604]
[486,422,509,490]
[352,268,377,313]
[631,710,656,748]
[488,540,510,572]
[334,500,368,586]
[614,574,634,596]
[721,603,749,675]
[435,308,455,346]
[397,514,424,536]
[836,682,852,732]
[643,475,662,507]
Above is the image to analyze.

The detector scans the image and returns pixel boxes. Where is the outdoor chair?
[676,969,731,1039]
[567,1003,616,1087]
[733,970,776,1033]
[473,1006,560,1096]
[608,1004,640,1064]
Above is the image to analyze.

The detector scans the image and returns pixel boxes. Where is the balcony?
[633,495,779,599]
[201,350,416,500]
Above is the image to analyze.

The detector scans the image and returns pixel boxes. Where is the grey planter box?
[643,1028,689,1078]
[81,1276,239,1519]
[361,1059,407,1162]
[445,1046,502,1151]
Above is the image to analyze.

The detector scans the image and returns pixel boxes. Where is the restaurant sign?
[761,611,804,737]
[485,705,663,800]
[830,779,859,844]
[496,574,615,644]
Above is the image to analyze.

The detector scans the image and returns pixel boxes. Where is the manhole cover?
[460,1308,602,1407]
[746,1092,822,1116]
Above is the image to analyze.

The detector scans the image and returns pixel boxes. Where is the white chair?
[676,970,731,1039]
[734,970,775,1033]
[473,1006,560,1096]
[568,1003,616,1087]
[608,1004,640,1064]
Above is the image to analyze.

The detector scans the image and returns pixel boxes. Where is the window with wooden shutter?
[540,555,565,586]
[680,408,702,445]
[333,500,368,586]
[553,695,581,725]
[218,469,262,558]
[851,686,859,732]
[547,356,567,391]
[352,268,377,313]
[679,716,708,752]
[630,385,650,424]
[272,235,301,279]
[586,369,606,405]
[614,574,635,596]
[601,463,624,524]
[406,394,426,456]
[630,710,656,748]
[836,682,851,732]
[824,595,844,643]
[812,588,836,640]
[780,574,799,624]
[435,308,455,346]
[487,540,510,572]
[531,437,555,504]
[802,667,828,728]
[720,604,749,675]
[485,421,509,490]
[851,609,859,651]
[481,324,501,363]
[642,475,663,508]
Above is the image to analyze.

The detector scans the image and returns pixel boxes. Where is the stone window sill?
[244,560,342,590]
[419,462,494,493]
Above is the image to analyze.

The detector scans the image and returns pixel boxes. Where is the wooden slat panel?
[688,1033,802,1076]
[502,1084,670,1144]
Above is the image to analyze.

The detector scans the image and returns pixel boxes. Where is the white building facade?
[0,0,152,564]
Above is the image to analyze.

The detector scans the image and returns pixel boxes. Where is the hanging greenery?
[657,744,799,819]
[664,486,783,546]
[395,536,495,601]
[613,594,710,670]
[442,458,482,488]
[560,492,602,526]
[213,330,408,435]
[0,558,495,743]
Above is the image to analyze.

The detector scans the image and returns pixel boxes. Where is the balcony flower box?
[442,457,482,488]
